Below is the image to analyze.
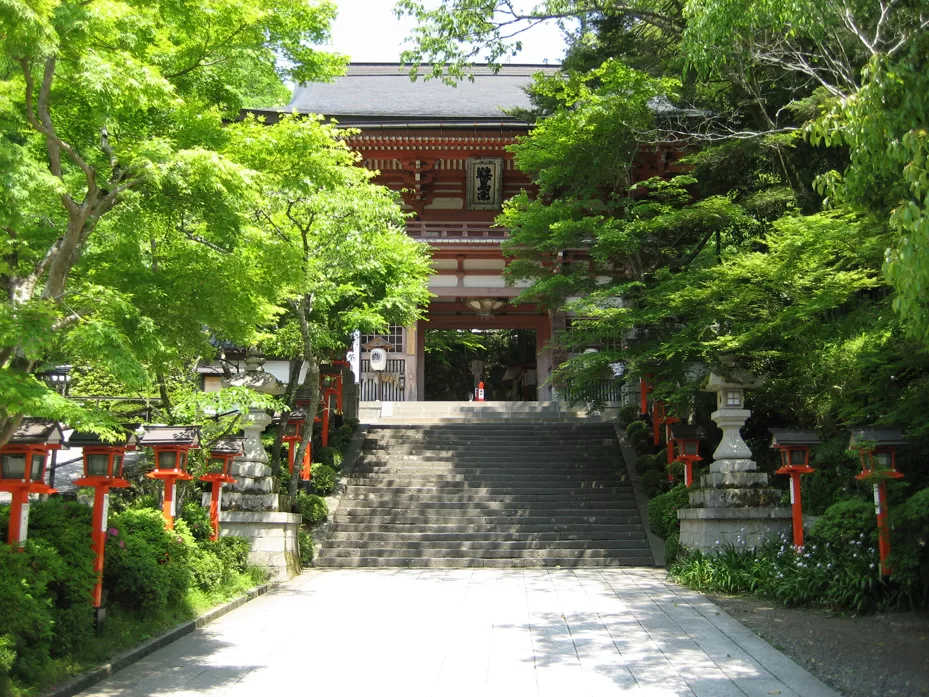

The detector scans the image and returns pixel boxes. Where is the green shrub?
[310,463,338,496]
[213,536,251,575]
[180,501,212,542]
[329,424,356,453]
[295,492,329,526]
[808,498,874,547]
[625,420,650,450]
[635,453,651,475]
[299,530,314,567]
[639,470,669,498]
[648,484,689,540]
[104,508,191,613]
[315,446,344,470]
[890,487,929,607]
[188,545,224,591]
[619,403,640,426]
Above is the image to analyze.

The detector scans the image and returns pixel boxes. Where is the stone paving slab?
[75,569,840,697]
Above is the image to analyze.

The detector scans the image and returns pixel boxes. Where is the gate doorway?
[423,329,537,401]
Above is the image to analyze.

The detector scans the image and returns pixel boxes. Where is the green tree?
[226,115,432,488]
[0,0,345,444]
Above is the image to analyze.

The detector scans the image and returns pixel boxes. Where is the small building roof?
[256,63,557,127]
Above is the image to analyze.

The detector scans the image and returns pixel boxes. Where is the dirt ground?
[709,594,929,697]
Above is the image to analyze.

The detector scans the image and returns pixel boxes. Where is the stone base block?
[699,472,770,489]
[678,507,792,551]
[221,491,292,512]
[688,487,782,508]
[228,477,278,494]
[219,511,302,582]
[231,462,272,479]
[709,458,758,473]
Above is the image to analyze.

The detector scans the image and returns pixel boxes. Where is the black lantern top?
[769,429,821,448]
[138,425,201,448]
[8,419,66,447]
[848,427,907,449]
[210,436,246,457]
[67,429,138,449]
[669,424,703,442]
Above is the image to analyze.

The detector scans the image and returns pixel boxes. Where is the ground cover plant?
[669,491,929,612]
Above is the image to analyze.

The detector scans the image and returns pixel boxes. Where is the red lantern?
[199,436,245,541]
[669,424,704,487]
[70,429,137,625]
[770,429,820,548]
[139,426,201,529]
[849,427,907,576]
[0,419,63,545]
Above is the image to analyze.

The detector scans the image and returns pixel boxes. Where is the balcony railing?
[405,221,509,240]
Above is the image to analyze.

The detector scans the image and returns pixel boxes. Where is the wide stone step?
[327,522,645,534]
[320,545,649,559]
[325,529,647,542]
[344,484,631,495]
[363,438,616,447]
[343,491,635,503]
[323,538,648,550]
[331,514,644,526]
[313,556,655,568]
[347,475,630,486]
[340,499,638,511]
[366,425,616,434]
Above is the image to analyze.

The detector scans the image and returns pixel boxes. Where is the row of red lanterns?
[0,421,244,624]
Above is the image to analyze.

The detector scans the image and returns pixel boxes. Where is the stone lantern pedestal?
[678,371,791,550]
[202,350,301,581]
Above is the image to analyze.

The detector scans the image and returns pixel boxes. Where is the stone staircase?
[315,415,653,568]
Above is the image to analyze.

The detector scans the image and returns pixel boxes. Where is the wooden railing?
[405,221,509,239]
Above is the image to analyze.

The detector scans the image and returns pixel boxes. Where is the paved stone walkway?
[79,569,840,697]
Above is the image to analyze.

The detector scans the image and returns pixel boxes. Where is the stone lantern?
[678,369,791,551]
[214,347,301,580]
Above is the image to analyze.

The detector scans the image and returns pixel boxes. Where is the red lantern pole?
[199,437,243,542]
[140,427,201,530]
[872,480,892,575]
[640,375,652,416]
[853,446,902,576]
[776,463,813,548]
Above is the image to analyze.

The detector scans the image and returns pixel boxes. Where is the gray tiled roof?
[277,63,557,124]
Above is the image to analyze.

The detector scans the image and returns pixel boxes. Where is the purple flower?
[118,540,125,549]
[108,527,119,536]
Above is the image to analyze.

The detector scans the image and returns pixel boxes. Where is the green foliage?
[103,508,192,614]
[0,500,96,684]
[188,545,224,592]
[310,463,338,497]
[315,446,344,471]
[670,532,894,613]
[647,484,689,540]
[625,420,651,452]
[888,488,929,606]
[211,537,252,576]
[328,424,356,454]
[299,530,314,567]
[179,502,213,543]
[0,0,347,440]
[295,493,329,527]
[808,499,875,549]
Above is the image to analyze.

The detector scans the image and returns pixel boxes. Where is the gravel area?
[709,594,929,697]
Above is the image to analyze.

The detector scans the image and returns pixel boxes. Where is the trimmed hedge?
[295,492,328,526]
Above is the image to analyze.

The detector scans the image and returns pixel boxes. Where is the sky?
[326,0,568,65]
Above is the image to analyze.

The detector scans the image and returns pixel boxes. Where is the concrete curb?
[310,424,369,562]
[42,583,272,697]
